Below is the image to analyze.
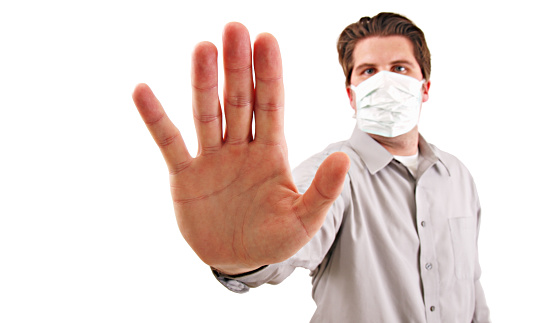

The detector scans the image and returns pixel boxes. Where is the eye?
[363,68,375,75]
[393,66,406,73]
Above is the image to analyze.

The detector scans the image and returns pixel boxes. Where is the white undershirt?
[394,151,419,176]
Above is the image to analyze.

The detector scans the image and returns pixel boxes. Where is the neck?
[369,126,419,156]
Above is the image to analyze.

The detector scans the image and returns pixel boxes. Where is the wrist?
[211,265,266,277]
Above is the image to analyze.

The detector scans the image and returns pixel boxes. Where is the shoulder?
[428,143,480,203]
[292,141,353,192]
[430,143,474,180]
[292,140,362,193]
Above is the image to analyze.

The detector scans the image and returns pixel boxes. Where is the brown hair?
[337,12,431,87]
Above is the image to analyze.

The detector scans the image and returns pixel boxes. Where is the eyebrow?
[354,63,376,71]
[390,60,416,67]
[354,60,416,71]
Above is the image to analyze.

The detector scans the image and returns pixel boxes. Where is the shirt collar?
[348,126,451,176]
[418,134,451,177]
[348,127,393,175]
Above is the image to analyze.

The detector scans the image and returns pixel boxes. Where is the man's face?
[347,35,430,111]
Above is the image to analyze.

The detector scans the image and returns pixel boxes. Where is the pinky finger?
[132,83,193,174]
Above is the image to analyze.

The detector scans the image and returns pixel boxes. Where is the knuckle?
[144,112,165,127]
[255,75,283,83]
[157,133,180,148]
[191,83,217,93]
[255,101,284,112]
[168,159,193,176]
[193,113,221,124]
[225,137,250,146]
[200,145,221,155]
[224,64,252,75]
[224,95,253,109]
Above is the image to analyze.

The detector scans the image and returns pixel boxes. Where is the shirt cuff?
[210,265,268,294]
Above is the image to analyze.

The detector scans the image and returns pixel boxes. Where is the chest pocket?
[448,217,477,280]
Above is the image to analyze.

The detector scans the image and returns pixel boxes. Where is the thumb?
[294,152,351,236]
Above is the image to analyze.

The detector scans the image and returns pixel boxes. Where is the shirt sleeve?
[472,206,491,323]
[212,149,352,293]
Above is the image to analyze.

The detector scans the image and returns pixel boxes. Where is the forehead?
[352,35,417,65]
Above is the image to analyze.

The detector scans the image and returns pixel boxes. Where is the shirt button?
[421,221,426,227]
[425,263,433,270]
[430,306,435,312]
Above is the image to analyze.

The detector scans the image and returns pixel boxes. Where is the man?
[132,12,490,323]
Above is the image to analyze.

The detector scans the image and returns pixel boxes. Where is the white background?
[1,0,532,322]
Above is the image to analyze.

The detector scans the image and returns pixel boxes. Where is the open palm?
[132,23,349,275]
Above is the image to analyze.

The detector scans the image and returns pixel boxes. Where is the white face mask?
[350,71,425,138]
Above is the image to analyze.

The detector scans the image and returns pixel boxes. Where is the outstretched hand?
[132,22,350,275]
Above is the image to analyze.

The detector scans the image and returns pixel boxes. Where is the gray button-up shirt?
[214,127,491,323]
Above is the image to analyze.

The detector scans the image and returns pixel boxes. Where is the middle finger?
[222,22,254,145]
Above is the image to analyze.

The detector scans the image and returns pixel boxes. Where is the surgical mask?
[350,71,425,137]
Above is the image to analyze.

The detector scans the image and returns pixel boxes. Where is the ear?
[422,80,431,103]
[346,87,356,111]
